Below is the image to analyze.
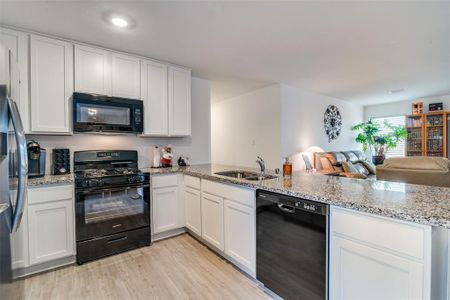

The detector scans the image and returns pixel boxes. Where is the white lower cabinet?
[199,179,256,275]
[184,186,201,236]
[28,199,75,265]
[152,174,181,234]
[10,191,29,270]
[331,236,425,300]
[27,185,75,267]
[330,206,433,300]
[152,186,179,234]
[201,192,224,251]
[224,199,255,273]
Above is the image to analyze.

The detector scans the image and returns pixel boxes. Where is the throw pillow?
[342,161,358,173]
[354,162,370,176]
[360,160,377,175]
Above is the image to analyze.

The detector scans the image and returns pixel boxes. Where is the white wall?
[211,83,364,170]
[364,94,450,120]
[28,77,211,173]
[280,84,364,158]
[211,84,281,169]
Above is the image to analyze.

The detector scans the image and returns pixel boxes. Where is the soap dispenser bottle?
[283,157,292,177]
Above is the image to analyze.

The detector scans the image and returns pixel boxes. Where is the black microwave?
[73,92,143,134]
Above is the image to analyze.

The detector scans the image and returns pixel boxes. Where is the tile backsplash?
[26,134,209,174]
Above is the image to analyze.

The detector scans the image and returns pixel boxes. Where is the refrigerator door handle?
[7,96,27,233]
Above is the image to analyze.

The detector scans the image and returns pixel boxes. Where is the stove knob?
[128,176,136,183]
[98,179,104,187]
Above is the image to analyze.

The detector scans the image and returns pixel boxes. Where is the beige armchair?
[376,157,450,187]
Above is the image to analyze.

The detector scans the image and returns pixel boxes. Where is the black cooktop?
[73,150,148,189]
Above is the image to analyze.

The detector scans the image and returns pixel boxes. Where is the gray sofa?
[314,151,374,178]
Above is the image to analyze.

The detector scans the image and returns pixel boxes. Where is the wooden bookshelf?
[425,112,446,157]
[405,114,425,156]
[406,112,447,157]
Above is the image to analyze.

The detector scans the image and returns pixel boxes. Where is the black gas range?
[74,150,151,264]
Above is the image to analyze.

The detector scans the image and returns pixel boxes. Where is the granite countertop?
[146,164,450,229]
[27,174,74,187]
[27,164,450,228]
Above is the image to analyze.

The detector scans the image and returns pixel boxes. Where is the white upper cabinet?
[168,66,191,136]
[0,27,30,132]
[112,53,140,99]
[75,44,111,95]
[30,35,73,133]
[141,59,168,136]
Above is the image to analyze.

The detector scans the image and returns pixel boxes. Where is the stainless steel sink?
[214,170,259,179]
[244,175,278,181]
[214,171,277,181]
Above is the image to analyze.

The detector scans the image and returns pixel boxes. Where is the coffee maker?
[27,140,46,178]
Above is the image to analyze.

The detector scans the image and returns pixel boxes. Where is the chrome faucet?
[256,156,266,175]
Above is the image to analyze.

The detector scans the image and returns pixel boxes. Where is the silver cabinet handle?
[278,204,295,213]
[8,96,27,233]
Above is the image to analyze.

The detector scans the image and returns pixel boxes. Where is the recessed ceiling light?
[389,88,405,94]
[111,17,128,28]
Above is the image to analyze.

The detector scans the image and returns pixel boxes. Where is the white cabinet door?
[201,192,224,251]
[185,187,201,236]
[141,60,168,135]
[112,52,140,99]
[0,27,30,132]
[27,199,75,266]
[75,44,111,95]
[152,186,179,234]
[330,236,425,300]
[30,35,73,133]
[168,66,191,136]
[224,199,255,273]
[9,190,29,270]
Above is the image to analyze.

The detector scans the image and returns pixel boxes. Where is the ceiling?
[1,1,449,105]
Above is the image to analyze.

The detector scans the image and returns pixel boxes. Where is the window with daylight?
[371,115,406,158]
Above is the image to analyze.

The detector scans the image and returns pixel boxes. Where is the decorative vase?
[372,155,385,165]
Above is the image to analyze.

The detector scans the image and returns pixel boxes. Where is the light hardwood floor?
[18,234,270,300]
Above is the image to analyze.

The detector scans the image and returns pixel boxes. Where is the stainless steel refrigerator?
[0,39,28,299]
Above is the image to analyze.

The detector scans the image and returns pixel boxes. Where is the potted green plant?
[351,120,408,165]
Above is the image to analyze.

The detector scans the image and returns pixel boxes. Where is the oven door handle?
[76,184,150,194]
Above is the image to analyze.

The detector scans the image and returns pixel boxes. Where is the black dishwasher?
[256,190,329,300]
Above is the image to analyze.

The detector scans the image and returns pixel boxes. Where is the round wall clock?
[324,105,342,142]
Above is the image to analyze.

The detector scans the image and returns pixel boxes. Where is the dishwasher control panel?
[258,190,329,215]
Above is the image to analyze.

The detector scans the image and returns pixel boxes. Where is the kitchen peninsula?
[19,163,450,299]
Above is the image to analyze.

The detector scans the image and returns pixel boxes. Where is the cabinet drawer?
[184,175,200,190]
[151,174,178,188]
[331,207,430,260]
[28,185,73,205]
[202,180,255,208]
[77,227,150,264]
